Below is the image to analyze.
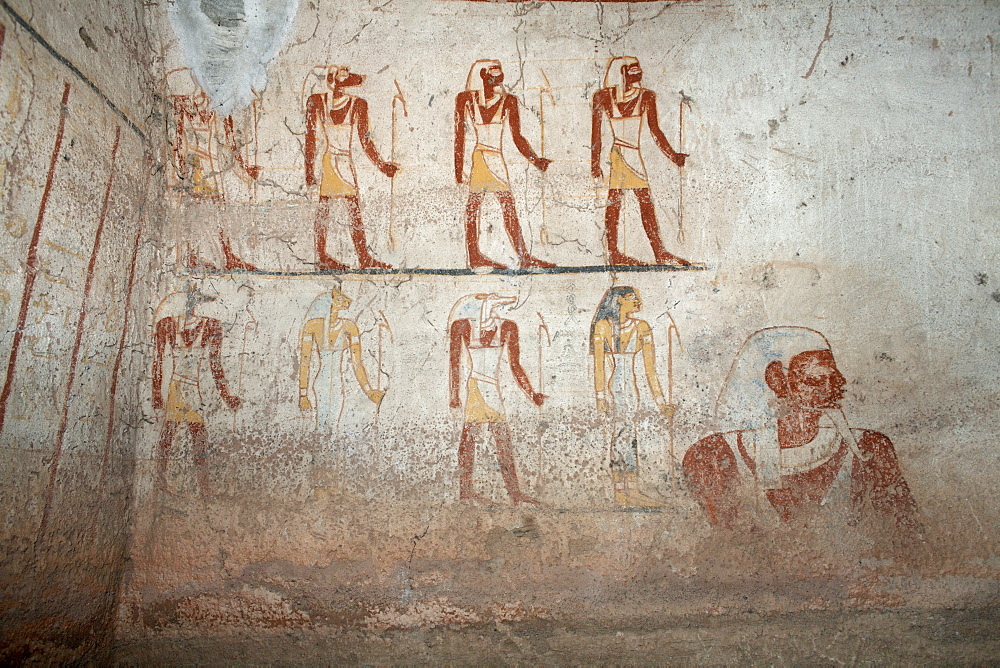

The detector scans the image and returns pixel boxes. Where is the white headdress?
[715,327,831,488]
[466,60,502,104]
[604,56,640,101]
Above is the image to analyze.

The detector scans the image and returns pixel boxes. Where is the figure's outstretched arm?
[449,319,470,408]
[172,97,190,181]
[506,97,550,172]
[152,318,171,410]
[207,319,241,409]
[346,320,383,404]
[638,320,670,414]
[502,320,544,405]
[644,91,686,168]
[590,90,606,181]
[354,98,398,177]
[454,93,468,183]
[305,94,320,185]
[298,320,319,408]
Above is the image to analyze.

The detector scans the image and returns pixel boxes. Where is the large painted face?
[480,65,504,90]
[480,294,516,324]
[623,62,643,87]
[616,290,642,317]
[329,67,364,89]
[330,287,352,311]
[786,349,846,410]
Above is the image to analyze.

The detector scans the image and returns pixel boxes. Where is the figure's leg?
[490,422,540,505]
[188,421,214,496]
[314,196,349,271]
[605,188,645,266]
[635,188,690,266]
[155,421,179,495]
[497,192,554,269]
[458,422,489,503]
[220,228,258,272]
[464,193,505,269]
[345,195,392,270]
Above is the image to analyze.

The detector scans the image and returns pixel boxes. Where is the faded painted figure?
[683,327,920,534]
[455,61,554,270]
[305,66,398,270]
[169,73,261,271]
[449,294,545,505]
[591,286,674,509]
[592,57,691,267]
[152,288,241,495]
[299,286,384,433]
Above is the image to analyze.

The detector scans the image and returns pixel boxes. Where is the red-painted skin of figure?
[683,350,919,532]
[454,66,554,269]
[591,62,690,267]
[152,316,240,494]
[305,69,398,270]
[449,318,544,505]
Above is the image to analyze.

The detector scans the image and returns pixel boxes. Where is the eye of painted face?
[335,68,350,82]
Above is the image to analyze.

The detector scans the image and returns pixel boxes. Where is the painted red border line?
[36,125,120,546]
[0,82,70,436]
[98,202,145,489]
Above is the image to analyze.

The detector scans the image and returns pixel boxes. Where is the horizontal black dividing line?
[191,264,709,278]
[0,0,147,143]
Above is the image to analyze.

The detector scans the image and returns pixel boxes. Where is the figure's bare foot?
[653,252,692,267]
[223,252,259,272]
[510,493,542,506]
[359,256,393,270]
[460,490,493,505]
[316,254,350,271]
[469,254,507,270]
[186,251,218,270]
[608,252,647,267]
[518,255,555,269]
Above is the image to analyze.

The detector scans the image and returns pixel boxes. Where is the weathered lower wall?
[0,1,156,661]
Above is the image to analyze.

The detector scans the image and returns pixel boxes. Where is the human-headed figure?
[299,284,384,433]
[448,293,545,505]
[591,286,674,509]
[170,71,262,271]
[454,61,554,270]
[682,327,919,533]
[152,285,242,495]
[305,66,398,271]
[591,57,691,267]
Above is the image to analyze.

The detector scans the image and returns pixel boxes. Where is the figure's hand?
[591,165,604,182]
[672,152,688,168]
[657,402,679,419]
[223,393,241,410]
[305,169,316,187]
[382,162,400,178]
[534,157,552,173]
[449,396,461,409]
[299,395,312,412]
[531,392,547,407]
[455,171,466,185]
[366,388,386,405]
[451,406,464,422]
[246,165,262,180]
[596,396,611,414]
[152,394,164,411]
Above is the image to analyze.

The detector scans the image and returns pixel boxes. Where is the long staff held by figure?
[662,309,683,466]
[389,81,408,251]
[374,309,393,432]
[536,312,551,490]
[677,90,694,244]
[538,70,555,246]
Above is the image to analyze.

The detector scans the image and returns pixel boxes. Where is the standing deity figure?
[170,80,262,271]
[305,66,398,271]
[455,60,554,270]
[591,286,674,509]
[298,285,384,433]
[683,327,920,535]
[449,294,545,505]
[152,288,241,495]
[591,57,691,267]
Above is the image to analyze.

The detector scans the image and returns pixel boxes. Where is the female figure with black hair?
[591,286,673,509]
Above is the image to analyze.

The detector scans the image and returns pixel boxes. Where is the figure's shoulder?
[593,318,613,336]
[593,87,614,105]
[155,316,176,335]
[455,90,475,106]
[682,430,740,468]
[340,318,361,336]
[301,317,324,335]
[499,318,519,334]
[306,92,325,108]
[854,428,895,456]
